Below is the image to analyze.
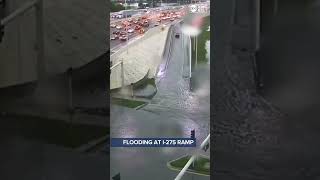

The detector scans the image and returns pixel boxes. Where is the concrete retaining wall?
[110,24,171,89]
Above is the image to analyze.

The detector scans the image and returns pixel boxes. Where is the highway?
[110,6,186,53]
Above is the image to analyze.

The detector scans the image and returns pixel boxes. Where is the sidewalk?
[0,136,109,180]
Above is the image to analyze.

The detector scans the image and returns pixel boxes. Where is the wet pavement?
[110,24,210,180]
[212,0,320,179]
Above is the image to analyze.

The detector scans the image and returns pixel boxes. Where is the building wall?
[0,0,38,88]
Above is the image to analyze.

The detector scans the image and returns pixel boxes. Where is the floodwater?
[254,1,320,179]
[110,24,210,180]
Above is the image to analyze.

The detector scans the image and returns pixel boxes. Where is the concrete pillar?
[273,0,278,16]
[253,0,260,51]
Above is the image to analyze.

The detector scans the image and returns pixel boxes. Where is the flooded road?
[110,24,210,180]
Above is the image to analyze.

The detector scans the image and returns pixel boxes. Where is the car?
[110,35,118,40]
[170,18,175,21]
[113,31,120,35]
[154,22,160,26]
[156,19,161,22]
[116,25,122,29]
[175,33,180,38]
[128,28,134,33]
[120,31,126,35]
[134,21,138,24]
[111,24,116,28]
[143,23,149,27]
[139,28,145,34]
[119,35,127,41]
[134,25,141,30]
[128,18,132,22]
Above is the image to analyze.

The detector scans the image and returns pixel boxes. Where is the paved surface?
[110,25,170,89]
[110,24,210,180]
[0,135,109,180]
[212,0,320,179]
[110,7,185,51]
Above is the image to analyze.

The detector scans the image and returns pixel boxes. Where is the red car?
[113,31,120,35]
[135,25,141,30]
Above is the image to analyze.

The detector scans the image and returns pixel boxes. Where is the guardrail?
[174,134,210,180]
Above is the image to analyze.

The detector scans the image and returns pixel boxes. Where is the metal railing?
[0,0,45,80]
[174,134,210,180]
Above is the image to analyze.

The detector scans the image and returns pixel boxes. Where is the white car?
[116,25,122,29]
[119,35,127,41]
[128,28,134,33]
[111,24,116,28]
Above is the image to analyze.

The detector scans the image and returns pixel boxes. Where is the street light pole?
[195,35,197,68]
[189,35,191,78]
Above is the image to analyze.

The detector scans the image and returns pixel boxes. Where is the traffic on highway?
[110,6,187,51]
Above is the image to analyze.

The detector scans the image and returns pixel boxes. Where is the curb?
[75,135,109,153]
[167,154,210,177]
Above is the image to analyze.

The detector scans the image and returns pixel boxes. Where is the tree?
[111,2,125,12]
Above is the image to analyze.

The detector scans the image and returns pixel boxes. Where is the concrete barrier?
[110,24,171,90]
